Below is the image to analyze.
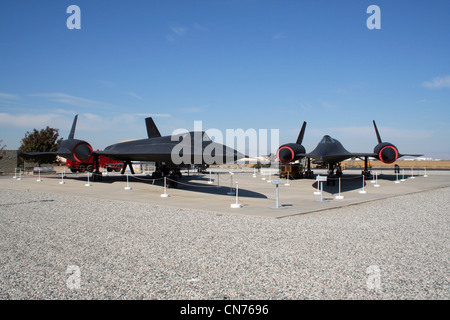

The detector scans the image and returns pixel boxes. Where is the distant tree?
[0,140,6,160]
[19,126,63,164]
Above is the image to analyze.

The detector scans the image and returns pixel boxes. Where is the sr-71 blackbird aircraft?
[21,115,244,182]
[277,121,422,178]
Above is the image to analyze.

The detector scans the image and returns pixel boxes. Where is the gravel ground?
[0,186,448,300]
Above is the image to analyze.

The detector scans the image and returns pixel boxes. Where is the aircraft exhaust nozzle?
[374,142,399,164]
[278,146,295,163]
[277,143,306,164]
[54,139,93,162]
[73,142,93,162]
[379,145,398,163]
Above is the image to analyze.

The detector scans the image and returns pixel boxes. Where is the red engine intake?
[277,146,295,164]
[72,142,93,162]
[277,143,306,164]
[378,145,399,164]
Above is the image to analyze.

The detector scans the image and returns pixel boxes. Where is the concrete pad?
[1,169,449,219]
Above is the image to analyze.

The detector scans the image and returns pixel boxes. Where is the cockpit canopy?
[172,131,211,142]
[320,135,335,144]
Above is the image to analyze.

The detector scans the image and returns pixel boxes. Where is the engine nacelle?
[374,142,399,164]
[277,143,306,164]
[58,139,93,162]
[72,141,93,162]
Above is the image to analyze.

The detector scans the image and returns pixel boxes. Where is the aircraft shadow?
[173,179,267,199]
[51,173,268,199]
[311,173,409,193]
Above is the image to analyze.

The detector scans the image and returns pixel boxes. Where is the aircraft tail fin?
[145,117,161,138]
[68,115,78,140]
[296,121,307,144]
[373,120,382,144]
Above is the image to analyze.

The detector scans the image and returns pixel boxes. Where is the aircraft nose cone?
[223,145,244,162]
[202,143,244,164]
[234,150,245,161]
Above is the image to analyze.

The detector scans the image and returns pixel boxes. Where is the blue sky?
[0,0,449,158]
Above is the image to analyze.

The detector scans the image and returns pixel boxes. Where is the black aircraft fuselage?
[277,121,421,178]
[97,119,244,178]
[99,131,243,166]
[303,135,353,164]
[21,115,244,181]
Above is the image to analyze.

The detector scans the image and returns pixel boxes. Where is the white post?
[284,172,290,186]
[17,170,22,181]
[314,178,328,202]
[359,175,367,194]
[85,172,91,187]
[161,176,169,197]
[227,172,235,195]
[252,167,256,178]
[320,181,323,202]
[276,184,280,206]
[230,182,242,208]
[216,173,221,188]
[13,168,17,179]
[335,178,344,199]
[314,179,321,195]
[124,174,132,190]
[424,167,428,177]
[208,169,213,184]
[36,169,42,182]
[374,172,380,187]
[270,180,287,209]
[410,167,415,179]
[401,169,405,182]
[59,172,65,184]
[395,171,400,183]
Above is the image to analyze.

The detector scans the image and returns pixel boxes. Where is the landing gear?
[327,163,343,178]
[151,162,181,188]
[304,158,314,179]
[325,163,342,186]
[167,173,178,188]
[92,154,103,181]
[336,165,343,177]
[121,161,135,175]
[361,156,372,179]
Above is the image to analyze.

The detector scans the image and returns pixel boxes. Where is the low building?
[0,150,18,174]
